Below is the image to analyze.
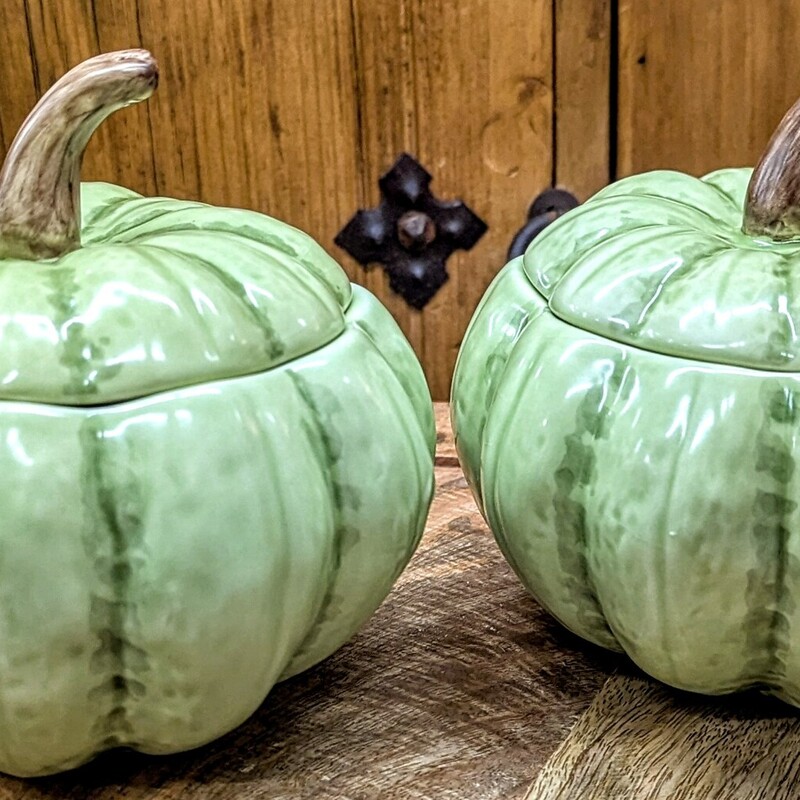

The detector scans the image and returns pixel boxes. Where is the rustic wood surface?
[527,676,800,800]
[2,404,800,798]
[617,0,800,178]
[0,0,560,400]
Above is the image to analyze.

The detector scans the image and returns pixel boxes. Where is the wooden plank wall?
[617,0,800,177]
[555,0,611,201]
[349,0,556,401]
[0,1,592,401]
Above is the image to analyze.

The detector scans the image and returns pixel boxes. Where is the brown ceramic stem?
[743,97,800,240]
[0,50,158,260]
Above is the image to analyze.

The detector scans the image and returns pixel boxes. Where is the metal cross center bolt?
[397,210,436,252]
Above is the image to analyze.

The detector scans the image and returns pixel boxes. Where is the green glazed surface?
[452,167,800,707]
[0,184,434,776]
[0,182,352,405]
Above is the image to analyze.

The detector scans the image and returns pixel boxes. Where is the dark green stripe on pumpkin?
[142,243,286,362]
[286,371,362,667]
[739,385,800,691]
[80,417,148,746]
[765,257,799,367]
[552,355,633,649]
[46,266,123,398]
[610,242,725,339]
[83,202,195,244]
[471,308,538,478]
[117,211,350,309]
[173,221,350,309]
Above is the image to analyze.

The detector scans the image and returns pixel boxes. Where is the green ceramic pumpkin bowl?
[452,95,800,708]
[0,51,434,777]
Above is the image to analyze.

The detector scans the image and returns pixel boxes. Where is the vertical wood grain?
[348,1,424,368]
[410,0,553,399]
[0,2,38,156]
[617,0,800,177]
[348,0,554,398]
[554,0,611,200]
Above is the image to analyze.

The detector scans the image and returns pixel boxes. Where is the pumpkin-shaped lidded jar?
[0,51,434,776]
[453,93,800,707]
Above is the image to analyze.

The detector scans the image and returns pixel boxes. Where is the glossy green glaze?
[452,167,800,707]
[0,182,352,405]
[0,49,434,776]
[0,259,433,777]
[528,168,800,371]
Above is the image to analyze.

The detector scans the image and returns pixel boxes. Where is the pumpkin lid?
[524,93,800,372]
[0,182,350,406]
[524,167,800,372]
[0,51,350,406]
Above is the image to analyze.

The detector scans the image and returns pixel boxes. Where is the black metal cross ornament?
[334,153,488,309]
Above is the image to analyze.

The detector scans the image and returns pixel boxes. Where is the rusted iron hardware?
[335,153,487,309]
[507,188,579,260]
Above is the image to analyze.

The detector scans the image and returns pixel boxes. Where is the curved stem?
[0,50,158,260]
[743,97,800,240]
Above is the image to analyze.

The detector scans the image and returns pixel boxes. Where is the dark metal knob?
[335,153,488,309]
[397,210,436,251]
[507,188,579,261]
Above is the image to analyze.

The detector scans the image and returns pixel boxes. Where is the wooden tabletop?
[3,404,800,799]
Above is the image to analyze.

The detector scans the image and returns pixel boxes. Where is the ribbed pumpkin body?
[453,167,800,707]
[0,183,434,776]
